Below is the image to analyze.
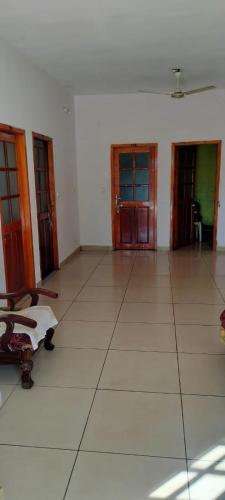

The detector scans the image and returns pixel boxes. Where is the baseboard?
[60,246,81,266]
[216,246,225,252]
[157,246,170,251]
[80,245,112,252]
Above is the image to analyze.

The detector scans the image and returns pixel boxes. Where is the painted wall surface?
[74,93,225,248]
[195,144,217,226]
[0,38,79,292]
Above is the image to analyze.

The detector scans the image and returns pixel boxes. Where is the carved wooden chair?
[0,288,58,389]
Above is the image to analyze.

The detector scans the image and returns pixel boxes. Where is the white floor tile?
[65,452,188,500]
[0,386,94,449]
[176,324,225,354]
[99,350,179,393]
[0,445,75,500]
[111,322,176,351]
[33,347,106,388]
[81,390,185,457]
[179,353,225,396]
[55,320,114,348]
[183,394,225,459]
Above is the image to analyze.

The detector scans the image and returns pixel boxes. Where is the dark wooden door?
[112,144,157,250]
[173,146,196,249]
[0,135,26,292]
[34,138,54,279]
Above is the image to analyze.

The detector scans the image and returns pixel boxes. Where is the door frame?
[171,140,222,250]
[0,122,35,290]
[111,143,158,250]
[32,132,59,274]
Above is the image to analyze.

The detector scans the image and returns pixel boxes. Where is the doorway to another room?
[111,143,157,250]
[33,133,59,279]
[171,141,221,250]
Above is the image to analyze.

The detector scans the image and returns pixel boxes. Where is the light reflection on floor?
[149,444,225,499]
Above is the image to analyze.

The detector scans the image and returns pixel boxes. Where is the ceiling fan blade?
[184,85,216,95]
[138,90,170,95]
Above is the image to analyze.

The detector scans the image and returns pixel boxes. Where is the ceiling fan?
[139,68,216,98]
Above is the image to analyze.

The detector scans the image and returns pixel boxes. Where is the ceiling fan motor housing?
[171,91,185,98]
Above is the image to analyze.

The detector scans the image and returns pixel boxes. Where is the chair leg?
[20,349,34,389]
[44,328,55,351]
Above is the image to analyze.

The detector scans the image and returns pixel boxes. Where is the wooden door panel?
[3,224,25,291]
[173,146,196,249]
[120,207,134,244]
[0,137,26,292]
[39,218,54,278]
[34,138,55,279]
[136,206,149,244]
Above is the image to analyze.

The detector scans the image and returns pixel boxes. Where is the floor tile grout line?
[26,385,225,397]
[169,254,190,498]
[79,449,186,460]
[41,252,108,331]
[4,384,225,398]
[63,254,139,500]
[0,384,19,412]
[2,259,107,402]
[201,252,225,304]
[62,251,138,499]
[44,345,225,355]
[0,442,187,460]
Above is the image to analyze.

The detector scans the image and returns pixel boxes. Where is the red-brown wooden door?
[0,134,26,292]
[173,146,196,249]
[33,138,55,279]
[112,144,157,249]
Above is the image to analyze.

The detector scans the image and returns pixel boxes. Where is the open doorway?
[33,133,59,279]
[171,141,221,250]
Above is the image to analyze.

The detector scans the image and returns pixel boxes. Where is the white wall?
[0,38,79,290]
[74,92,225,248]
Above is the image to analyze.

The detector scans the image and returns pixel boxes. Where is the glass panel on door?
[134,152,150,202]
[9,171,19,196]
[6,142,17,168]
[11,197,20,221]
[119,152,134,201]
[0,142,5,167]
[1,199,11,224]
[0,171,8,197]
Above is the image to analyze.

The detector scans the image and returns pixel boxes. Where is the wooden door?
[173,146,196,249]
[0,135,26,292]
[33,138,55,279]
[112,144,157,250]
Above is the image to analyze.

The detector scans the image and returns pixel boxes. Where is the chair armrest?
[0,288,58,310]
[0,314,37,351]
[220,310,225,328]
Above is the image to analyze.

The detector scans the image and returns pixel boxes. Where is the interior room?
[172,142,219,250]
[0,1,225,499]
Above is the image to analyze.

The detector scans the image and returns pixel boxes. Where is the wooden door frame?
[111,143,158,250]
[32,132,59,273]
[170,140,222,250]
[0,123,35,290]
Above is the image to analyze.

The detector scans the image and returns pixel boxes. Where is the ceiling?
[1,0,225,95]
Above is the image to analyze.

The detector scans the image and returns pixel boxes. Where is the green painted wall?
[195,144,217,225]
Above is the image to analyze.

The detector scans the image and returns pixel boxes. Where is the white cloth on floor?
[0,306,58,350]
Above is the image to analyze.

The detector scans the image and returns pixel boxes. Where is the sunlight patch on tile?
[149,471,193,499]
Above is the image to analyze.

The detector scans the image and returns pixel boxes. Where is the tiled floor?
[1,247,225,499]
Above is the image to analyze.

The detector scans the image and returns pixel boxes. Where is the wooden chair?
[0,288,58,389]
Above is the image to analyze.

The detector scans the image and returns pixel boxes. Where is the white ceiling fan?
[139,68,216,98]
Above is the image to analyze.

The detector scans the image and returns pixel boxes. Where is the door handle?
[115,194,121,214]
